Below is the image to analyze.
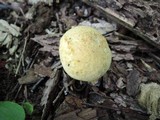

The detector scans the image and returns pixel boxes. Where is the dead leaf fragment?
[31,34,60,56]
[34,64,52,77]
[65,95,83,108]
[18,68,39,84]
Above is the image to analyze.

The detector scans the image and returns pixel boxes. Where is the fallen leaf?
[34,64,52,77]
[18,68,39,84]
[65,95,83,108]
[31,34,60,56]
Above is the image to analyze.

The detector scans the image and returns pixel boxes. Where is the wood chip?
[126,70,141,96]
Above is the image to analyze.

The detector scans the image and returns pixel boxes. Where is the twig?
[24,85,28,100]
[52,87,65,105]
[15,33,29,76]
[30,77,46,93]
[26,50,39,70]
[149,53,160,64]
[114,32,137,41]
[51,61,61,70]
[148,53,160,68]
[14,84,23,99]
[55,13,63,32]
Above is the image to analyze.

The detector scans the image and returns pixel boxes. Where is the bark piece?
[126,70,141,96]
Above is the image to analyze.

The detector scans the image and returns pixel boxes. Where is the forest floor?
[0,0,160,120]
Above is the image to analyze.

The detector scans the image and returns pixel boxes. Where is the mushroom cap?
[59,26,112,82]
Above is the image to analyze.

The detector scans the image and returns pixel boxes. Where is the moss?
[138,83,160,120]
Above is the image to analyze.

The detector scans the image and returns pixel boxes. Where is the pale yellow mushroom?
[59,26,112,82]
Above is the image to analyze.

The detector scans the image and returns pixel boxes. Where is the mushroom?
[59,26,112,82]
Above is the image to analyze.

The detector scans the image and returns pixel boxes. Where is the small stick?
[52,87,65,105]
[15,34,29,76]
[30,77,45,93]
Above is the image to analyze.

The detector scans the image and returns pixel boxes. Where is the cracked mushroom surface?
[59,26,112,82]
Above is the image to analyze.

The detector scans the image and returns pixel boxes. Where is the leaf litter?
[0,0,160,120]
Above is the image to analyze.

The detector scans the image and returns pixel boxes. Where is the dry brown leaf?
[31,34,60,56]
[34,64,52,77]
[65,95,83,108]
[18,68,39,84]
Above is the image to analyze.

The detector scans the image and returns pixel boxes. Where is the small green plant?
[0,101,25,120]
[0,101,34,120]
[22,102,34,115]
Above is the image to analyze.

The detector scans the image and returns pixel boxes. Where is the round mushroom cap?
[59,26,112,82]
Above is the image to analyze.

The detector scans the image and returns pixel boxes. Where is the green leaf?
[0,101,25,120]
[22,102,34,115]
